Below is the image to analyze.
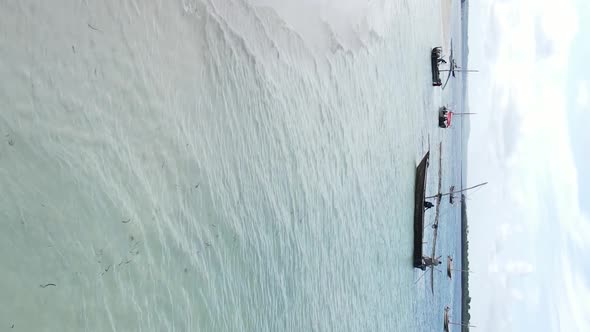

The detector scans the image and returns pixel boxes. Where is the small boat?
[438,107,452,128]
[443,306,450,332]
[413,151,430,268]
[438,107,476,128]
[444,307,477,330]
[449,186,455,204]
[447,256,453,279]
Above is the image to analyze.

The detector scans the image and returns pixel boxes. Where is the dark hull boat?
[443,307,450,332]
[449,186,455,204]
[431,47,443,86]
[413,151,430,268]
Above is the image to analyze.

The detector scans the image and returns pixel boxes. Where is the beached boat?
[413,151,430,268]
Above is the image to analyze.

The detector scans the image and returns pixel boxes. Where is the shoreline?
[460,194,472,331]
[460,1,471,331]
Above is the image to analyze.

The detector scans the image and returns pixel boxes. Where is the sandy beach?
[440,0,454,50]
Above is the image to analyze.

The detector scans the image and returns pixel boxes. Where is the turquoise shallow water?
[0,0,463,331]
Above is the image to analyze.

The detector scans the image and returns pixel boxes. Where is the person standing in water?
[422,255,441,266]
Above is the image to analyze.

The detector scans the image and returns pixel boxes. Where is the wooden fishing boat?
[413,151,430,268]
[431,47,443,86]
[449,186,455,204]
[447,256,453,279]
[444,306,477,330]
[444,306,450,332]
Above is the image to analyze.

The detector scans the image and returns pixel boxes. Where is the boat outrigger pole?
[426,182,487,200]
[448,322,477,328]
[449,269,473,273]
[439,69,479,73]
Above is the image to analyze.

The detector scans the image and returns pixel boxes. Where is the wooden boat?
[431,47,443,86]
[413,151,430,268]
[447,256,453,279]
[449,186,455,204]
[444,306,450,332]
[444,306,477,330]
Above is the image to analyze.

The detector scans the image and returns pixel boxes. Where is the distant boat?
[413,151,430,269]
[447,256,453,279]
[444,306,477,331]
[449,186,455,204]
[447,256,473,280]
[443,306,450,332]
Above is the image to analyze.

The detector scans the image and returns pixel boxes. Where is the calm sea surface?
[0,0,464,331]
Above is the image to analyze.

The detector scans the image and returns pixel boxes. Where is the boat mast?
[430,142,444,294]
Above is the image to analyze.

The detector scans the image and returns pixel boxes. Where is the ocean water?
[0,0,463,331]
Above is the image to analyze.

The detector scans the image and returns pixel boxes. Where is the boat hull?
[449,185,455,204]
[413,151,430,268]
[438,107,447,128]
[431,48,442,86]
